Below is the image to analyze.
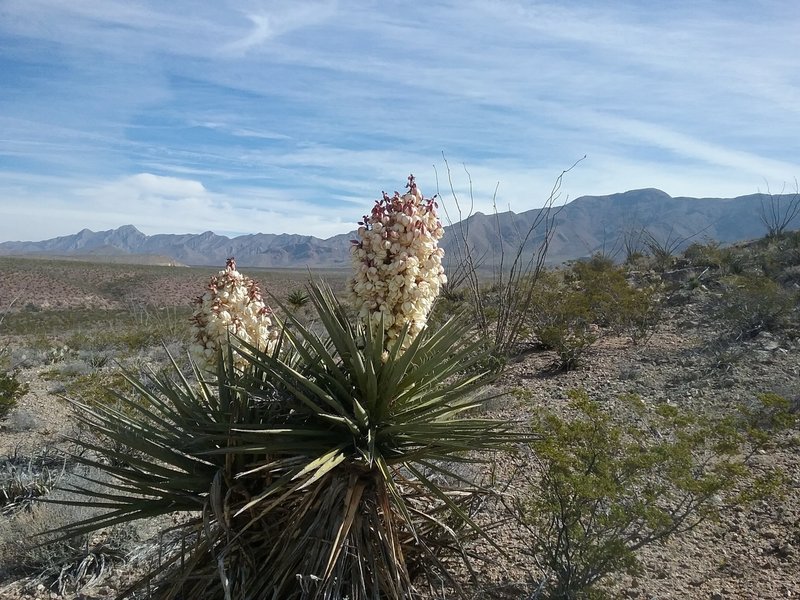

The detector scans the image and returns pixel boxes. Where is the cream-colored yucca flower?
[348,174,446,352]
[189,258,279,372]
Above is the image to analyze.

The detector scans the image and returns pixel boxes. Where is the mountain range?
[2,189,797,268]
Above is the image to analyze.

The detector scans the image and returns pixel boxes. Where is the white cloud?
[0,172,355,241]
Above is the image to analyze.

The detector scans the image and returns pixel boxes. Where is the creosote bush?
[528,259,659,369]
[528,271,597,370]
[570,256,659,344]
[739,392,800,452]
[517,389,778,600]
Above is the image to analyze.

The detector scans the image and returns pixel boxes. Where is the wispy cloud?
[1,0,798,242]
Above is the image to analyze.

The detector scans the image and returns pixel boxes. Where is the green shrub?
[529,262,659,369]
[739,392,800,452]
[64,371,128,407]
[753,231,800,280]
[683,241,725,270]
[684,232,800,283]
[518,390,770,600]
[716,273,796,339]
[529,271,597,370]
[571,257,659,344]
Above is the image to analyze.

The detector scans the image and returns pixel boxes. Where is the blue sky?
[1,0,798,242]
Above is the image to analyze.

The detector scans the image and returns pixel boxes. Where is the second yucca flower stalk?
[348,174,447,352]
[189,257,279,372]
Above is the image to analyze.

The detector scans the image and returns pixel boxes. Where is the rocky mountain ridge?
[2,188,797,267]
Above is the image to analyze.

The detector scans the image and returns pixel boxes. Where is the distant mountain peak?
[617,188,672,200]
[116,224,144,234]
[1,189,797,267]
[625,187,669,194]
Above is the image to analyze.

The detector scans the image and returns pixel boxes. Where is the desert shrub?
[683,240,725,270]
[718,248,750,276]
[63,371,129,407]
[529,262,659,369]
[528,271,597,370]
[571,256,659,343]
[685,231,800,284]
[0,369,29,420]
[716,273,796,339]
[517,390,773,600]
[752,230,800,280]
[5,408,38,432]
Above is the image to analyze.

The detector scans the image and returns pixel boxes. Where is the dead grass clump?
[0,468,134,595]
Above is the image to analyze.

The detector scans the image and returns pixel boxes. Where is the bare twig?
[436,155,585,359]
[759,178,800,238]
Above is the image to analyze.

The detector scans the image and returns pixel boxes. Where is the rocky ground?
[0,258,798,599]
[489,297,800,600]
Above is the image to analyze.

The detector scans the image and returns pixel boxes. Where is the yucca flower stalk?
[349,174,446,352]
[189,257,280,372]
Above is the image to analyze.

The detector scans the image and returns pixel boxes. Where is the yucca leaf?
[323,474,366,581]
[403,462,501,556]
[292,446,348,489]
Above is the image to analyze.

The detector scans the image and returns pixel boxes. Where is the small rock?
[763,529,779,540]
[776,543,795,558]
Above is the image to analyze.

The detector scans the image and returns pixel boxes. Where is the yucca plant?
[287,288,310,309]
[44,281,515,599]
